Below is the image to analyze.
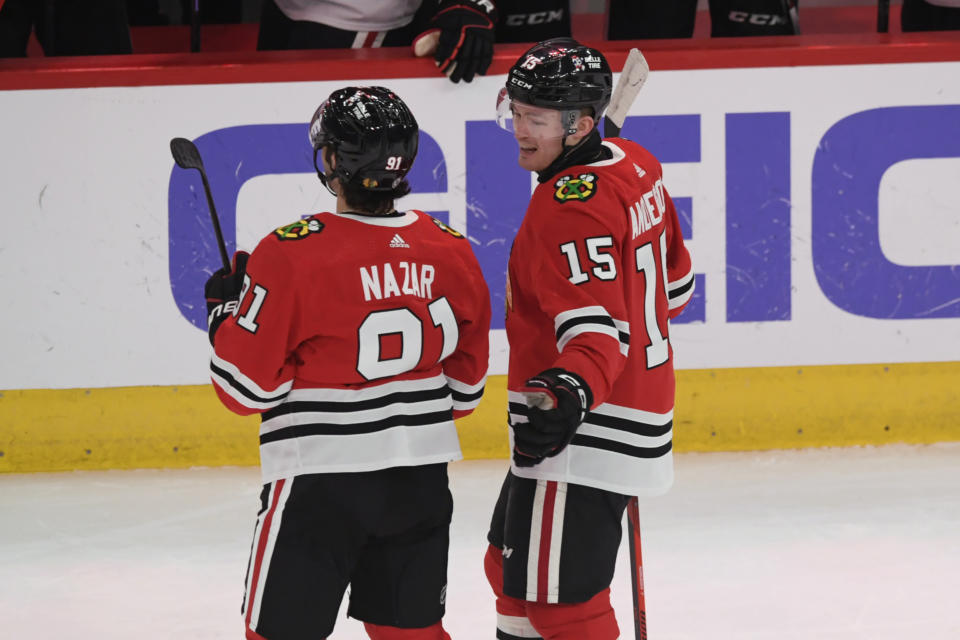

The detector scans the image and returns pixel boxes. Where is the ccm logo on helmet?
[510,77,533,89]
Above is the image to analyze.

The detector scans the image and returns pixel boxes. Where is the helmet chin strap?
[537,127,604,183]
[561,109,579,136]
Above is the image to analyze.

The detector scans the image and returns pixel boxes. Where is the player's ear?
[322,146,342,194]
[571,113,596,144]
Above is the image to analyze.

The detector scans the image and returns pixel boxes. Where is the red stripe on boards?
[537,481,558,603]
[245,479,286,632]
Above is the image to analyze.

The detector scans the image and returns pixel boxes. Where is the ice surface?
[2,443,958,639]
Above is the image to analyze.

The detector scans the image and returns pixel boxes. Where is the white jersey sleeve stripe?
[446,375,487,396]
[668,271,695,310]
[613,319,631,356]
[447,374,487,411]
[553,305,609,328]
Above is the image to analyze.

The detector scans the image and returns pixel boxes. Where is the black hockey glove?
[512,368,593,467]
[412,0,498,83]
[204,251,249,346]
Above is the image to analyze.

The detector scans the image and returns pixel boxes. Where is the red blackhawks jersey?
[210,209,491,483]
[507,138,695,496]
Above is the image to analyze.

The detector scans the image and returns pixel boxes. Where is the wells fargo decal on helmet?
[274,218,325,241]
[554,173,598,203]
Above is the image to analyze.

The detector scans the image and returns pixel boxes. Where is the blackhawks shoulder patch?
[430,216,465,239]
[554,173,598,203]
[274,218,324,241]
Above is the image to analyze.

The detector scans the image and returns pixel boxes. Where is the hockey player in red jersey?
[204,86,491,640]
[484,39,695,639]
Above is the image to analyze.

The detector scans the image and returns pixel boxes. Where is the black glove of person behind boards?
[413,0,498,83]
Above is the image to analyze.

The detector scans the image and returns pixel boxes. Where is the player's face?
[508,101,566,172]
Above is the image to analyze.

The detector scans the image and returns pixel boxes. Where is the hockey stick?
[781,0,801,35]
[877,0,890,33]
[627,497,648,640]
[602,49,652,638]
[170,137,230,271]
[603,48,649,138]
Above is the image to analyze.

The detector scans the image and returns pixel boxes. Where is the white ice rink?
[2,443,958,639]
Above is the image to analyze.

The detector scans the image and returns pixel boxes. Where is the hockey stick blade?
[170,137,205,171]
[604,48,649,138]
[169,137,230,271]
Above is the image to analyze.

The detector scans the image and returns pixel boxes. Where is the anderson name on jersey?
[507,138,694,496]
[210,210,491,483]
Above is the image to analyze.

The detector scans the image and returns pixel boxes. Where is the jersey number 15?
[560,232,670,369]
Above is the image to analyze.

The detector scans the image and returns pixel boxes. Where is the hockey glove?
[204,251,249,346]
[412,0,497,83]
[512,368,593,467]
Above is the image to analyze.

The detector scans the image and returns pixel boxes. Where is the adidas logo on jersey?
[634,163,646,179]
[389,233,409,248]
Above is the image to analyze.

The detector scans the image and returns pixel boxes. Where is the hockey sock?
[525,589,619,640]
[484,544,544,639]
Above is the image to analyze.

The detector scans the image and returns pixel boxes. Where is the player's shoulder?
[264,213,331,246]
[603,138,663,174]
[409,209,469,243]
[250,213,334,273]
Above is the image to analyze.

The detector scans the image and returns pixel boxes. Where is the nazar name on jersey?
[360,262,436,301]
[628,177,667,239]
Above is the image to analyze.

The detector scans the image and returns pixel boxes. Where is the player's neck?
[335,193,398,217]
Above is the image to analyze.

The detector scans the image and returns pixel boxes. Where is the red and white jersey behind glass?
[273,0,421,31]
[210,210,491,483]
[506,138,694,496]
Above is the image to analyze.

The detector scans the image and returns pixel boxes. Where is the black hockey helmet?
[309,86,419,193]
[504,38,613,134]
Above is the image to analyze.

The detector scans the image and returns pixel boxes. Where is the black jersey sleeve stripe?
[668,273,695,299]
[451,387,485,403]
[211,361,289,406]
[555,314,618,341]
